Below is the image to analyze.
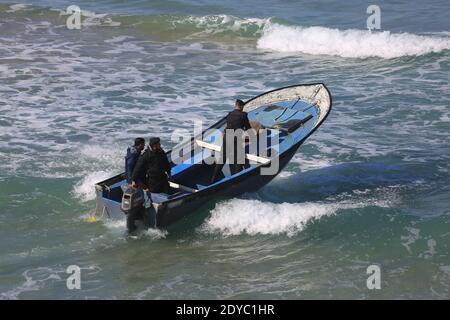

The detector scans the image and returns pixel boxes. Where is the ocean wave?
[257,24,450,58]
[2,3,449,58]
[113,14,273,41]
[120,14,450,58]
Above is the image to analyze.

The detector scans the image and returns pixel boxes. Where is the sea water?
[0,0,449,299]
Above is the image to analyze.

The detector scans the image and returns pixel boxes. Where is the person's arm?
[125,153,137,183]
[243,112,251,131]
[125,157,132,183]
[162,151,172,180]
[131,153,146,186]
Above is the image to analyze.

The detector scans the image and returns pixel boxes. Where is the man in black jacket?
[131,137,172,193]
[211,99,251,183]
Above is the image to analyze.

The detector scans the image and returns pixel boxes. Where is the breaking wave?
[257,24,450,58]
[123,14,450,58]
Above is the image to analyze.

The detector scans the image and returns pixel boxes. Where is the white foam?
[0,267,62,300]
[6,3,29,13]
[104,36,135,44]
[257,24,450,58]
[291,154,335,171]
[144,228,168,240]
[400,227,421,254]
[70,144,124,201]
[277,171,295,179]
[72,170,113,202]
[202,199,343,237]
[201,190,397,237]
[421,239,437,259]
[104,219,126,230]
[103,219,168,239]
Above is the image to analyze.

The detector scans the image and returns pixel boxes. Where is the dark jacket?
[125,146,140,183]
[220,109,252,162]
[131,147,171,193]
[226,109,251,131]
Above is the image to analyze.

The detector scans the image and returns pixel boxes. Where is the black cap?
[149,137,160,146]
[134,137,145,146]
[235,99,245,109]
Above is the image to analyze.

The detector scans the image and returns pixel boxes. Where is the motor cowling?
[121,187,145,214]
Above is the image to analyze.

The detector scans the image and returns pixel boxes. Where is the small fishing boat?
[94,83,332,228]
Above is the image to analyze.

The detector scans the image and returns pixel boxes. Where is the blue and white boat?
[94,83,332,228]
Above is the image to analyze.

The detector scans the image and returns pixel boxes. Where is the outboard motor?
[121,187,145,233]
[121,187,145,213]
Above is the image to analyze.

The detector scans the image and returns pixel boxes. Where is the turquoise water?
[0,0,449,299]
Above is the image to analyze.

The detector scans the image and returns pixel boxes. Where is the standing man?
[211,99,251,183]
[131,137,172,193]
[125,137,145,184]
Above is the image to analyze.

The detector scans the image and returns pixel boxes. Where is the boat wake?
[103,218,168,239]
[201,195,393,237]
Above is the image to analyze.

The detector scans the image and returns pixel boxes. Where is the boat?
[94,83,332,228]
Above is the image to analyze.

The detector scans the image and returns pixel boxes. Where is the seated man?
[131,137,172,193]
[125,137,145,184]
